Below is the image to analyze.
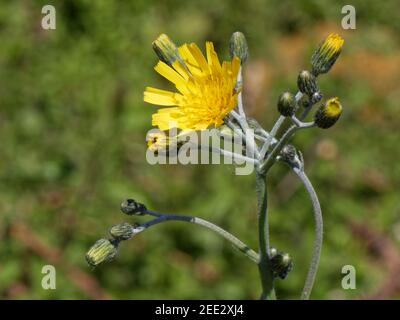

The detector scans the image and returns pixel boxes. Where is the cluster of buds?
[86,199,148,267]
[276,33,344,130]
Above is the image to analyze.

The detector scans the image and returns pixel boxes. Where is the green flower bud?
[277,92,297,117]
[270,251,293,279]
[86,239,118,267]
[229,32,248,64]
[314,97,342,129]
[280,144,297,164]
[120,199,147,215]
[297,70,318,96]
[311,33,344,75]
[110,222,135,240]
[152,34,182,66]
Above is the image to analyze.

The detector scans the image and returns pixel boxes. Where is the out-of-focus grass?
[0,0,399,299]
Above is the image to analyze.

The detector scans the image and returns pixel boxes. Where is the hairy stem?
[260,125,299,173]
[292,168,323,300]
[144,210,260,263]
[256,172,276,299]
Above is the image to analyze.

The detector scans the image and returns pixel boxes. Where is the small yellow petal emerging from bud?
[311,33,344,75]
[152,34,182,66]
[314,97,342,129]
[86,239,118,267]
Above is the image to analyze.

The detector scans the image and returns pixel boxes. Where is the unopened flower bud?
[120,199,147,215]
[110,222,134,240]
[277,92,297,117]
[311,33,344,75]
[229,32,248,64]
[280,144,297,164]
[297,70,318,96]
[270,251,293,279]
[152,34,182,66]
[86,239,118,267]
[314,97,342,129]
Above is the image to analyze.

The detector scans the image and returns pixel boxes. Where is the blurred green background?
[0,0,399,299]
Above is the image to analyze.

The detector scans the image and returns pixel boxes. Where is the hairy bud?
[297,70,318,96]
[110,223,135,240]
[270,250,293,279]
[229,32,248,64]
[314,97,342,129]
[86,239,118,267]
[120,199,147,215]
[277,92,297,117]
[311,33,344,75]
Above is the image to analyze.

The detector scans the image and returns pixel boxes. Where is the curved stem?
[292,168,323,300]
[256,172,276,299]
[142,210,260,263]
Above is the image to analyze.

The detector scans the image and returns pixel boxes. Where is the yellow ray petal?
[154,61,187,88]
[187,43,210,75]
[144,87,183,106]
[152,107,182,130]
[231,56,240,80]
[178,44,203,77]
[171,60,190,81]
[206,42,222,73]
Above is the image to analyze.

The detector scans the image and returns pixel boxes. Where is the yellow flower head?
[311,33,344,75]
[144,37,240,131]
